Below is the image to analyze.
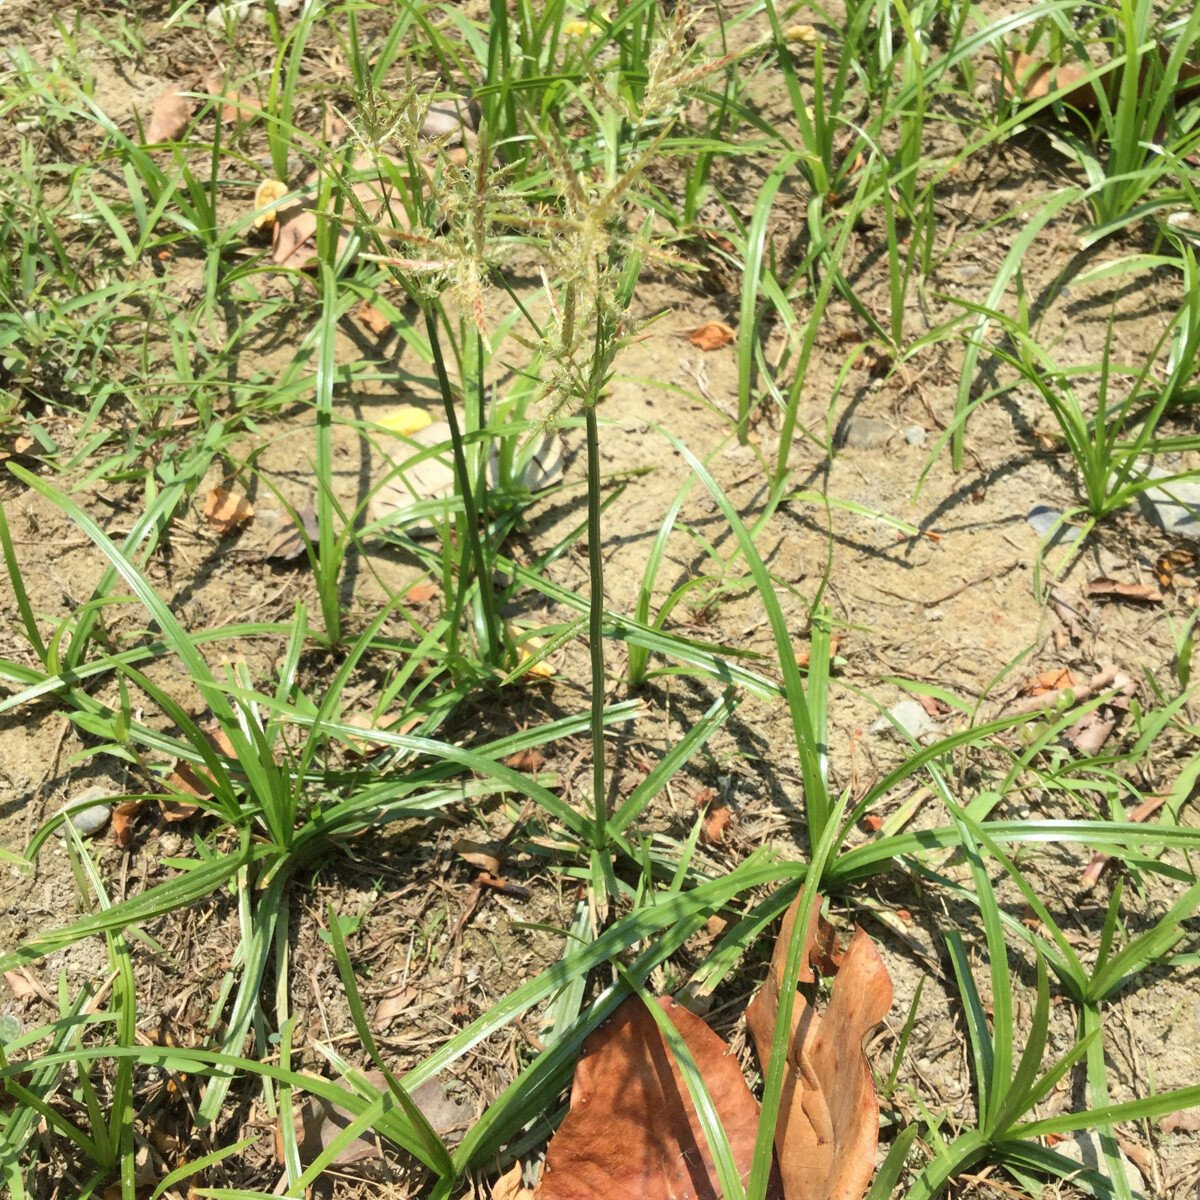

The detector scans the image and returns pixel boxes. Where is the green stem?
[423,308,502,667]
[585,403,607,849]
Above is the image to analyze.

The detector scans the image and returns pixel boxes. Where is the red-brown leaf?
[112,800,142,849]
[203,485,254,534]
[535,994,766,1200]
[1086,577,1163,604]
[687,321,736,351]
[745,890,893,1200]
[145,84,197,143]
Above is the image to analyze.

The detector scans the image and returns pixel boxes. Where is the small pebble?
[870,699,944,746]
[837,415,893,450]
[0,1014,21,1044]
[55,785,112,838]
[903,424,927,446]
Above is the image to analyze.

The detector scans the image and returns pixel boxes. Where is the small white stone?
[55,785,113,838]
[903,424,927,446]
[870,699,944,746]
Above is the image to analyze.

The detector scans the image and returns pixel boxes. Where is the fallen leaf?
[1004,51,1095,107]
[700,804,731,844]
[687,321,736,351]
[796,636,841,669]
[374,985,416,1029]
[160,799,200,823]
[280,1069,472,1167]
[203,485,254,534]
[535,994,766,1200]
[1086,577,1163,604]
[4,969,39,1001]
[916,694,950,717]
[1079,793,1167,890]
[112,800,142,849]
[1009,664,1133,715]
[1161,1108,1200,1133]
[272,209,318,270]
[454,838,501,874]
[1155,548,1195,588]
[478,872,532,899]
[492,1161,535,1200]
[144,84,196,143]
[405,581,440,604]
[1023,668,1079,696]
[502,747,545,773]
[1065,711,1117,757]
[357,300,392,335]
[252,179,289,230]
[264,505,319,563]
[746,889,893,1200]
[166,759,214,799]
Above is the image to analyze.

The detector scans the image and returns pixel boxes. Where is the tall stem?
[424,308,502,667]
[585,403,607,848]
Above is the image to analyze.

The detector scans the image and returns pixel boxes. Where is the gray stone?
[903,424,927,446]
[55,785,112,838]
[837,415,893,450]
[1026,504,1082,545]
[1053,1129,1145,1195]
[870,699,944,746]
[1132,461,1200,541]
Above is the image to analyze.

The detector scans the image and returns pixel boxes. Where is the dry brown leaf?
[203,485,254,534]
[4,968,41,1001]
[166,759,214,799]
[1086,577,1163,605]
[687,321,736,351]
[700,804,731,844]
[280,1070,472,1167]
[1023,668,1079,697]
[492,1161,536,1200]
[1161,1108,1200,1133]
[272,210,318,270]
[264,505,319,563]
[746,889,893,1200]
[1155,548,1196,588]
[1079,793,1166,890]
[374,985,417,1029]
[1004,51,1095,107]
[454,838,501,875]
[160,798,200,823]
[406,581,440,604]
[535,994,766,1200]
[145,84,197,143]
[502,747,545,773]
[112,800,142,849]
[357,300,392,335]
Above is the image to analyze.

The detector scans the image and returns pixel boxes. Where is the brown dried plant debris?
[745,890,893,1200]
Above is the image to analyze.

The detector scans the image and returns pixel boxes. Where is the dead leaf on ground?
[406,580,440,604]
[535,994,766,1200]
[502,747,545,773]
[1155,548,1196,588]
[112,800,142,849]
[374,985,417,1029]
[1079,793,1166,890]
[160,798,200,822]
[263,505,320,563]
[1009,664,1132,715]
[281,1069,471,1168]
[144,83,197,143]
[1004,51,1095,107]
[687,320,736,351]
[746,889,893,1200]
[203,485,254,534]
[4,968,44,1002]
[492,1161,536,1200]
[1161,1108,1200,1133]
[454,838,501,874]
[272,209,319,270]
[1023,668,1079,696]
[796,636,841,669]
[1086,577,1163,605]
[357,299,393,335]
[916,694,951,717]
[694,790,731,845]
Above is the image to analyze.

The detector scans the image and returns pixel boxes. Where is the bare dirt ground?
[1,1,1199,1197]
